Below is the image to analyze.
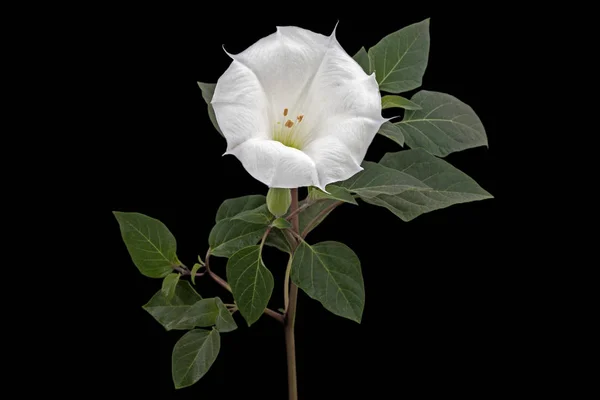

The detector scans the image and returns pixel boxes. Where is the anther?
[283,108,288,116]
[284,120,294,128]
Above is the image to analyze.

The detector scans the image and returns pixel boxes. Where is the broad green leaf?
[308,185,358,205]
[298,199,338,237]
[377,121,405,147]
[272,218,292,229]
[265,229,292,253]
[226,245,274,326]
[361,149,493,221]
[172,328,220,389]
[143,280,203,330]
[113,211,179,278]
[232,204,273,225]
[382,95,421,110]
[396,90,488,157]
[161,273,180,301]
[208,219,266,258]
[339,161,430,198]
[190,263,202,285]
[291,240,365,323]
[214,297,237,333]
[197,82,223,137]
[215,195,266,222]
[144,284,237,332]
[369,18,430,93]
[353,46,371,74]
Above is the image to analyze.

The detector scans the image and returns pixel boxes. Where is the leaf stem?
[285,201,311,221]
[301,200,343,238]
[285,188,300,400]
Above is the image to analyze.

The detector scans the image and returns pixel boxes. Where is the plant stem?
[285,188,300,400]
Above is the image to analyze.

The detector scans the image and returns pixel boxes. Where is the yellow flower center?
[273,108,305,149]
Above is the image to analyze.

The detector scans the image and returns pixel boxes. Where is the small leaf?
[190,263,202,285]
[339,161,430,198]
[265,229,292,253]
[143,281,203,330]
[369,18,430,93]
[161,273,180,301]
[298,199,338,237]
[197,82,223,137]
[113,211,179,278]
[377,121,405,147]
[215,195,266,222]
[226,246,274,326]
[353,46,371,74]
[172,328,220,389]
[381,95,421,110]
[308,185,358,205]
[209,219,266,258]
[360,149,493,221]
[272,218,292,230]
[396,90,488,157]
[232,204,274,225]
[214,298,237,333]
[291,240,365,323]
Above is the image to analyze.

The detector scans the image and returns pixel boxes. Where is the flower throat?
[273,108,305,150]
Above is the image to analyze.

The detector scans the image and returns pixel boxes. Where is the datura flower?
[212,25,386,191]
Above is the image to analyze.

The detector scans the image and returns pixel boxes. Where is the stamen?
[283,108,288,116]
[296,115,304,122]
[284,120,294,128]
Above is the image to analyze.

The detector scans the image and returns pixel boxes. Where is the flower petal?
[302,135,363,190]
[226,138,319,188]
[225,26,332,119]
[211,61,271,152]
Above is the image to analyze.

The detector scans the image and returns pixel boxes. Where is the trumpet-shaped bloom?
[212,25,385,190]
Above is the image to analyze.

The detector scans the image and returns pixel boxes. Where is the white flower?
[212,25,385,191]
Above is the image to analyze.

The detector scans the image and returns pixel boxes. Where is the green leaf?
[272,218,292,229]
[190,263,202,285]
[308,185,358,205]
[265,229,292,253]
[172,328,220,389]
[143,280,203,330]
[215,195,266,222]
[396,90,488,157]
[353,46,371,74]
[197,82,223,137]
[381,95,422,110]
[208,219,266,258]
[339,161,430,198]
[361,149,493,221]
[144,282,237,332]
[298,199,338,237]
[226,245,274,326]
[232,204,273,225]
[377,121,405,147]
[291,240,365,323]
[214,298,237,333]
[113,211,179,278]
[161,273,180,301]
[369,18,430,93]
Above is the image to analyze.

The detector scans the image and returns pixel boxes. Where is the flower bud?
[266,187,291,217]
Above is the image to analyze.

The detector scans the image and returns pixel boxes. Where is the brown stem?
[205,249,283,323]
[285,188,300,400]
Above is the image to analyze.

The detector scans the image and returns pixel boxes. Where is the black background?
[91,6,527,399]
